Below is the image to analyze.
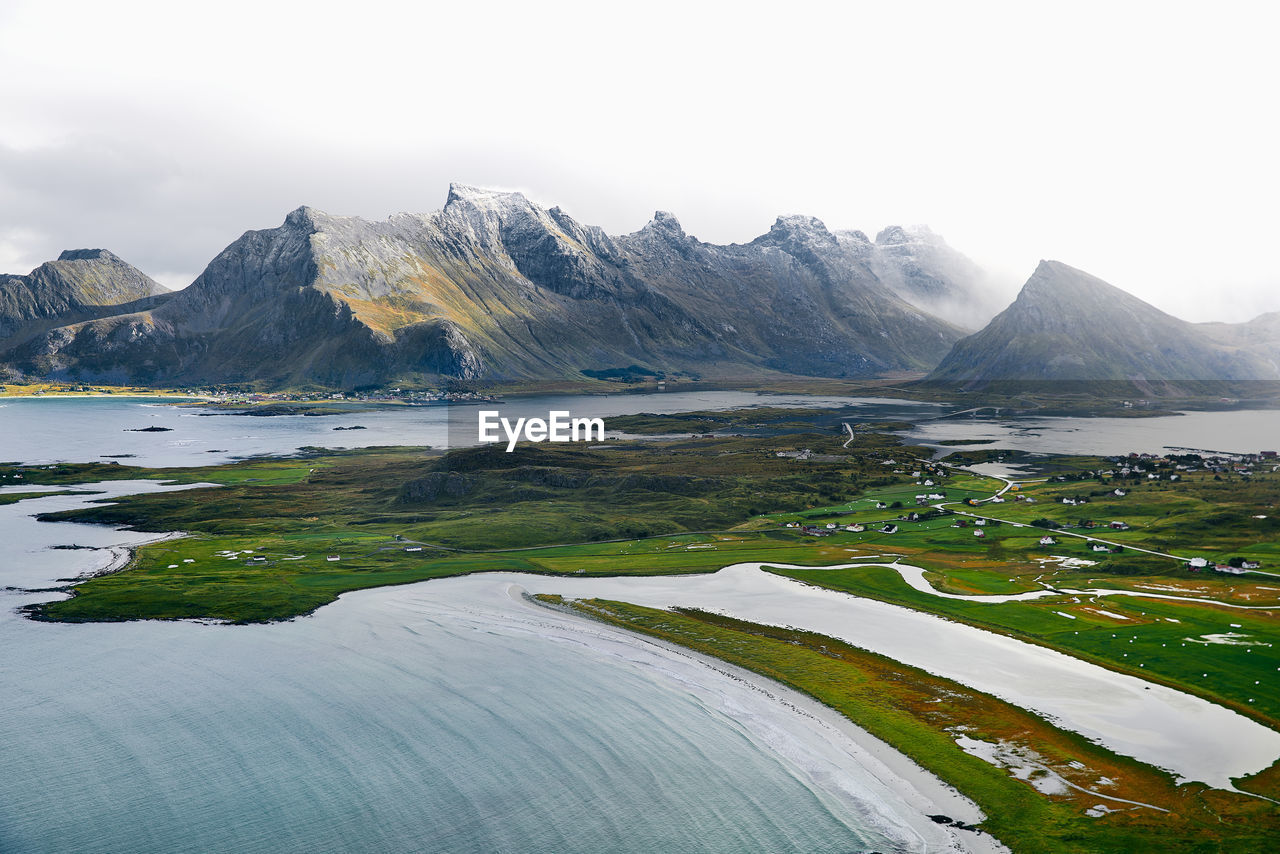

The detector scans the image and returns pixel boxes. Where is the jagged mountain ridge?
[0,249,170,350]
[6,186,974,386]
[926,260,1280,386]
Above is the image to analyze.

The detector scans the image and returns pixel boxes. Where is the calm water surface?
[5,396,1279,851]
[0,395,972,853]
[0,486,975,853]
[0,393,939,467]
[907,409,1280,457]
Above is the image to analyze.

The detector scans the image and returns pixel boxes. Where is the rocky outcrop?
[398,471,475,502]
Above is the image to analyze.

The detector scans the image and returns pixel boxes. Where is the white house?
[1188,557,1208,569]
[974,529,986,538]
[1039,536,1057,546]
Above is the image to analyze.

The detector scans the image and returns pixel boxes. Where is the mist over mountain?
[862,225,1008,330]
[0,186,975,387]
[1199,312,1280,377]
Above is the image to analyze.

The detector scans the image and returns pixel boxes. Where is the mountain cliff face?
[926,260,1279,386]
[862,226,1004,330]
[8,186,974,386]
[0,249,170,350]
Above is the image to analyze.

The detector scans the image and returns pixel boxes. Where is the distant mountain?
[0,249,170,352]
[1199,312,1280,377]
[5,186,978,387]
[862,226,1005,330]
[925,260,1280,387]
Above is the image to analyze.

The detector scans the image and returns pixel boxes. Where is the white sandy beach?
[509,563,1280,790]
[477,579,1005,853]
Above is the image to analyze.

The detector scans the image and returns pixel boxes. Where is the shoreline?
[81,530,189,580]
[481,565,1280,789]
[0,392,213,400]
[516,582,1005,853]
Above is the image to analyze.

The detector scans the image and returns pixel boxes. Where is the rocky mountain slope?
[862,225,1005,330]
[0,249,170,351]
[5,186,976,387]
[925,260,1279,386]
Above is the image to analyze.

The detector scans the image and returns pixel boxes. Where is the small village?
[0,382,499,405]
[773,444,1277,581]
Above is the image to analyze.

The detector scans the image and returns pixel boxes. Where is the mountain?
[0,249,170,352]
[862,225,1006,330]
[1199,312,1280,377]
[925,260,1280,387]
[6,186,974,387]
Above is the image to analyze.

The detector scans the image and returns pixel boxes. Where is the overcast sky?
[2,0,1277,321]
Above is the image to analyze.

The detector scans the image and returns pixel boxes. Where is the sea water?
[0,393,939,467]
[0,487,976,853]
[5,397,1280,851]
